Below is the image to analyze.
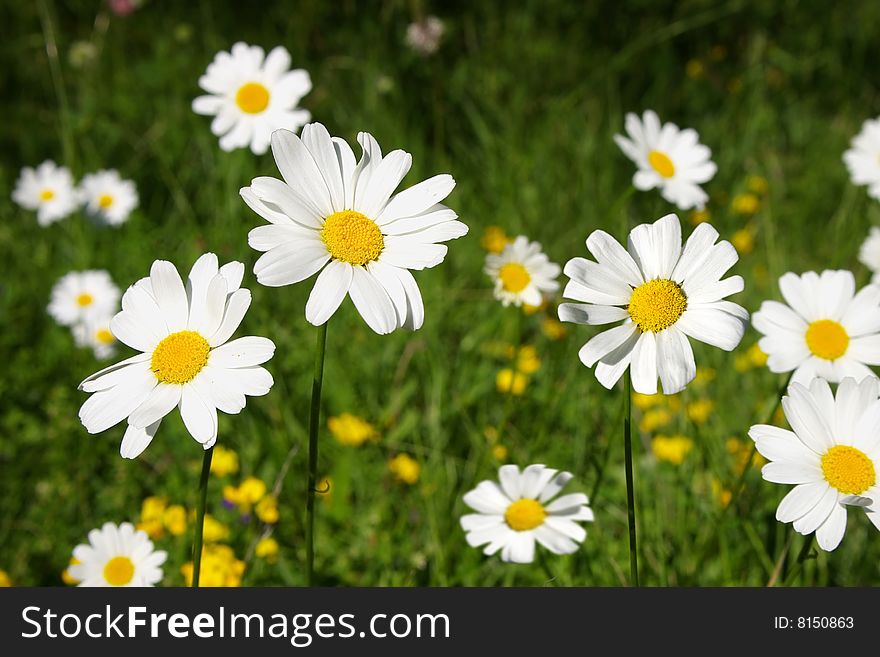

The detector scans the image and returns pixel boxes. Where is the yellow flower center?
[98,194,114,209]
[627,279,688,333]
[805,319,849,360]
[95,328,115,344]
[40,188,55,201]
[648,150,676,178]
[498,262,531,293]
[235,82,270,114]
[151,330,211,384]
[821,445,876,495]
[103,556,135,586]
[504,498,546,531]
[321,210,385,266]
[76,293,94,307]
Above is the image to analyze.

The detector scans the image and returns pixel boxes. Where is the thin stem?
[536,550,560,587]
[782,534,815,586]
[37,0,75,169]
[191,446,214,588]
[305,321,329,586]
[623,375,639,587]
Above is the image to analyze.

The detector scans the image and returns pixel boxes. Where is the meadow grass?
[2,0,880,586]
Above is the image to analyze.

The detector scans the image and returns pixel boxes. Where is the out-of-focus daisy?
[12,160,78,225]
[240,123,467,334]
[405,16,445,55]
[843,116,880,200]
[614,110,717,211]
[460,464,594,564]
[193,42,311,155]
[48,270,120,327]
[749,377,880,551]
[68,522,166,587]
[72,315,118,359]
[558,213,748,394]
[78,169,139,226]
[752,270,880,385]
[484,236,560,307]
[858,226,880,284]
[77,253,275,458]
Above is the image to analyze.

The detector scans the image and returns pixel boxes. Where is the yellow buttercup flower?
[514,345,541,374]
[633,393,663,410]
[202,514,230,543]
[639,408,672,433]
[731,193,760,215]
[163,504,187,536]
[732,226,755,255]
[210,445,239,477]
[726,437,766,473]
[746,175,768,195]
[137,496,168,539]
[711,479,732,509]
[256,495,279,524]
[748,343,768,367]
[480,226,512,254]
[651,434,694,465]
[693,367,716,386]
[255,537,279,562]
[687,399,715,425]
[328,413,378,446]
[0,569,12,587]
[136,518,164,540]
[496,368,527,395]
[492,444,509,461]
[181,545,245,587]
[388,453,421,485]
[541,317,567,341]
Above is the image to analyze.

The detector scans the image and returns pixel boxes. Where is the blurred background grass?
[2,0,880,586]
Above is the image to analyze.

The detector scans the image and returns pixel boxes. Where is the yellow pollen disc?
[805,319,849,360]
[821,445,876,495]
[40,188,56,201]
[98,194,114,209]
[504,498,547,532]
[95,328,115,344]
[76,293,94,307]
[498,262,531,293]
[151,330,211,385]
[235,82,270,114]
[103,556,135,586]
[648,150,676,178]
[628,279,688,333]
[321,210,385,266]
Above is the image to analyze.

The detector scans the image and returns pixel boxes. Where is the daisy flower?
[192,42,312,155]
[748,377,880,551]
[78,169,139,226]
[460,464,594,564]
[68,522,166,587]
[484,236,560,307]
[12,160,78,225]
[77,253,275,458]
[72,315,118,360]
[240,122,467,334]
[752,270,880,385]
[858,226,880,284]
[843,116,880,200]
[48,270,120,327]
[558,213,748,395]
[614,110,717,211]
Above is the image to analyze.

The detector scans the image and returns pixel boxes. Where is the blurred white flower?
[73,315,118,360]
[858,226,880,284]
[79,169,139,226]
[406,16,444,55]
[68,522,166,587]
[843,116,880,200]
[12,160,78,226]
[48,270,120,328]
[484,236,560,307]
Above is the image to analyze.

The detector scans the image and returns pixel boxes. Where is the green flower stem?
[191,445,214,588]
[305,321,328,586]
[623,375,639,587]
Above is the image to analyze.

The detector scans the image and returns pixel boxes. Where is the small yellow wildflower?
[483,426,500,442]
[181,545,245,587]
[731,192,760,215]
[492,444,509,461]
[328,413,378,446]
[255,537,279,562]
[202,514,230,543]
[732,227,755,255]
[651,434,694,465]
[694,367,716,386]
[665,394,682,413]
[747,175,768,195]
[639,408,672,433]
[496,368,527,395]
[256,495,279,524]
[210,445,239,477]
[712,479,733,509]
[388,453,421,485]
[137,496,168,539]
[163,504,187,536]
[633,393,663,411]
[136,518,164,540]
[480,225,511,254]
[685,58,704,79]
[522,300,546,315]
[0,570,12,587]
[541,317,567,341]
[689,209,710,225]
[515,345,541,374]
[687,399,715,425]
[726,437,766,473]
[748,343,768,367]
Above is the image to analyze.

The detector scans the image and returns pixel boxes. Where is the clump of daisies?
[484,236,560,307]
[843,116,880,200]
[49,270,121,360]
[78,169,139,226]
[614,110,717,211]
[193,42,312,154]
[12,161,78,225]
[67,522,166,587]
[752,270,880,385]
[460,464,594,563]
[749,377,880,551]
